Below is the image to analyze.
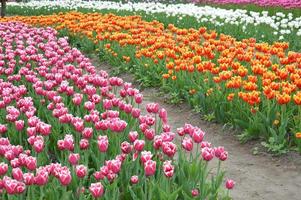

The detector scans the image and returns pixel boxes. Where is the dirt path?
[95,60,301,200]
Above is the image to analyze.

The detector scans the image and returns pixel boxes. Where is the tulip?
[163,160,174,178]
[133,139,145,151]
[201,147,214,161]
[191,188,199,197]
[140,151,153,164]
[182,136,193,151]
[59,170,72,186]
[162,142,177,158]
[121,141,132,154]
[98,135,109,152]
[68,153,80,165]
[89,182,104,198]
[15,120,25,131]
[0,163,8,175]
[226,179,235,190]
[128,131,139,143]
[192,129,205,143]
[130,175,139,184]
[144,160,156,176]
[75,165,87,178]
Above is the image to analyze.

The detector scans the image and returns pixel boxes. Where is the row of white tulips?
[7,0,301,39]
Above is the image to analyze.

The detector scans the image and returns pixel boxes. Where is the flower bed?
[6,0,301,51]
[0,22,232,199]
[2,12,301,154]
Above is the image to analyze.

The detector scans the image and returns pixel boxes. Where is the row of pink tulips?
[0,22,234,199]
[196,0,301,8]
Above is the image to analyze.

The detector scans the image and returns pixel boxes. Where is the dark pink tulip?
[182,137,193,151]
[33,138,44,153]
[131,108,141,118]
[191,188,199,197]
[134,94,143,104]
[12,168,23,181]
[89,182,104,198]
[95,120,109,131]
[75,165,87,178]
[25,156,37,171]
[162,124,171,132]
[106,159,121,174]
[82,127,93,139]
[144,129,155,140]
[23,173,35,185]
[139,123,149,133]
[0,125,7,134]
[159,108,168,123]
[153,135,163,150]
[201,141,211,148]
[162,142,177,158]
[144,160,156,176]
[15,120,24,131]
[34,171,49,186]
[98,136,109,152]
[226,179,235,190]
[192,129,205,143]
[121,141,132,154]
[38,123,51,136]
[201,147,214,161]
[80,139,89,150]
[133,139,145,151]
[0,163,8,175]
[68,153,80,165]
[140,151,153,164]
[130,175,139,184]
[163,160,174,178]
[128,131,138,143]
[103,99,112,110]
[59,170,72,186]
[93,171,104,181]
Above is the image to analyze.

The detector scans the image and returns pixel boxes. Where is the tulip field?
[0,0,301,199]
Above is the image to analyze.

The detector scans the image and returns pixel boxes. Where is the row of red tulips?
[0,22,234,199]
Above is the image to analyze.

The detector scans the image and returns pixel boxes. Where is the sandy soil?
[94,59,301,200]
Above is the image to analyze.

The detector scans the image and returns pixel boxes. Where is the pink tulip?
[191,188,199,197]
[140,151,153,164]
[82,127,93,139]
[80,139,90,150]
[182,136,193,151]
[226,179,235,190]
[130,175,139,184]
[144,160,156,176]
[23,173,35,185]
[201,147,214,161]
[68,153,80,165]
[89,182,104,198]
[75,165,87,178]
[163,160,174,178]
[0,124,7,134]
[15,120,24,131]
[159,108,168,123]
[192,129,205,143]
[0,163,8,175]
[12,168,23,181]
[134,94,143,104]
[128,131,139,142]
[162,142,177,158]
[98,135,109,152]
[121,141,132,154]
[59,170,72,186]
[133,139,145,151]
